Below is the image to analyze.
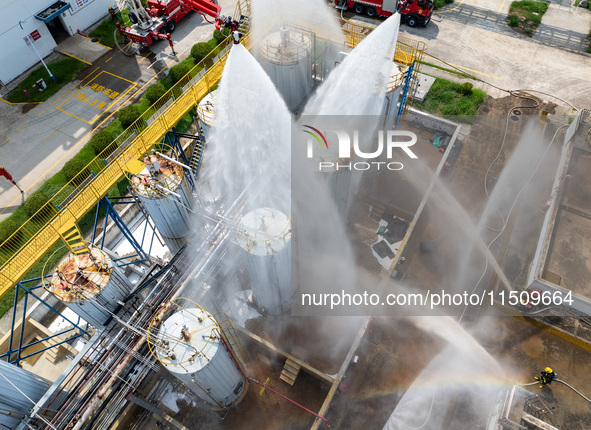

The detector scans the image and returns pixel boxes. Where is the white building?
[0,0,112,85]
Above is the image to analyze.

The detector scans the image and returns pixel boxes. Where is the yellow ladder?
[57,225,90,255]
[214,312,251,369]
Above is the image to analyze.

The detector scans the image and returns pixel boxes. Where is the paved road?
[1,0,590,221]
[0,0,237,221]
[390,0,591,106]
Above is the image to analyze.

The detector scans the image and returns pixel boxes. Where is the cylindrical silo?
[44,246,133,328]
[197,89,218,137]
[153,307,246,410]
[0,360,51,429]
[131,151,194,254]
[259,25,313,111]
[310,139,353,217]
[235,207,291,315]
[381,62,406,130]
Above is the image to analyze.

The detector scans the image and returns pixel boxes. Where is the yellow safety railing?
[0,4,423,297]
[0,31,252,296]
[340,18,425,117]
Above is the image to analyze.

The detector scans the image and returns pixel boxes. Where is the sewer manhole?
[482,107,490,113]
[511,115,520,121]
[513,109,522,115]
[91,37,100,43]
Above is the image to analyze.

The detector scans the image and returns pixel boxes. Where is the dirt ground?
[245,316,361,375]
[482,316,591,429]
[450,94,557,218]
[126,96,591,430]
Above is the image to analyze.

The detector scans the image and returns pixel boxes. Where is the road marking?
[0,99,41,105]
[52,67,101,106]
[95,41,113,50]
[37,110,45,116]
[434,0,465,14]
[56,71,137,124]
[138,52,151,63]
[0,48,177,214]
[102,70,137,85]
[58,50,93,65]
[17,124,28,132]
[178,21,189,31]
[424,55,502,80]
[498,0,507,13]
[1,138,10,145]
[42,128,61,143]
[105,55,114,63]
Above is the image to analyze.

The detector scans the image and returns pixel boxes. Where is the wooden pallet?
[279,358,301,386]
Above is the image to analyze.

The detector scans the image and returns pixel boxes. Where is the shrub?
[24,193,53,220]
[118,105,141,129]
[524,28,534,36]
[461,82,473,96]
[168,62,193,83]
[207,38,218,49]
[508,15,520,26]
[434,0,446,9]
[90,130,115,156]
[213,29,227,45]
[445,0,454,3]
[191,42,213,63]
[0,220,22,248]
[62,158,90,182]
[144,83,168,106]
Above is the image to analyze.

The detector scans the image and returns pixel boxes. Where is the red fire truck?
[335,0,434,27]
[116,0,221,48]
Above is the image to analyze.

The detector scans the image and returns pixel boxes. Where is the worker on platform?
[535,367,556,388]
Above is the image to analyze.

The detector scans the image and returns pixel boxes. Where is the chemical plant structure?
[1,1,591,430]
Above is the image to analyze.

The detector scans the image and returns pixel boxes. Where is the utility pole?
[19,20,56,82]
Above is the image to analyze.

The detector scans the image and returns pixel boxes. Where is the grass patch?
[6,58,88,103]
[416,77,487,123]
[507,1,549,36]
[434,0,454,9]
[417,60,476,80]
[89,17,124,47]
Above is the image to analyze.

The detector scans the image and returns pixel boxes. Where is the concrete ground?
[350,0,591,108]
[55,34,111,63]
[0,0,237,222]
[544,147,591,298]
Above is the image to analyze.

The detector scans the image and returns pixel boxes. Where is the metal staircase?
[58,224,90,256]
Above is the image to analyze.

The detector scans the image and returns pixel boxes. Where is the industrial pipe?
[218,335,330,427]
[155,151,198,188]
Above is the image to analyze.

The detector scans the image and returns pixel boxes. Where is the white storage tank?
[236,207,292,315]
[0,360,51,429]
[44,246,133,328]
[153,307,246,409]
[259,25,313,111]
[197,89,218,137]
[131,151,194,254]
[307,138,353,217]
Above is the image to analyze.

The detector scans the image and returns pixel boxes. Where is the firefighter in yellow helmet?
[535,367,556,388]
